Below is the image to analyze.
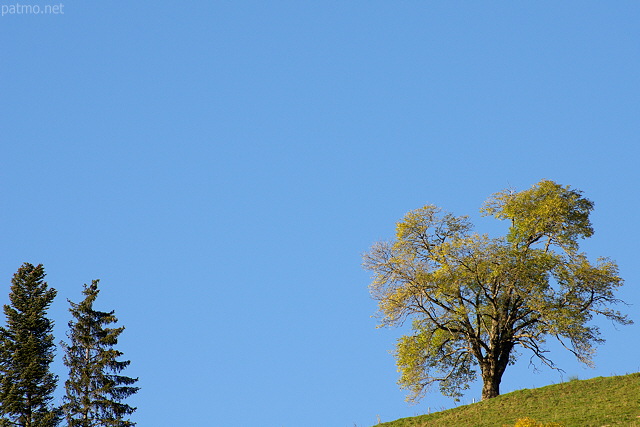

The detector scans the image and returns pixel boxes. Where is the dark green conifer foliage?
[0,263,60,427]
[61,280,139,427]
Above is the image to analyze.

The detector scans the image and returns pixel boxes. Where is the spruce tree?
[0,263,60,427]
[61,280,139,427]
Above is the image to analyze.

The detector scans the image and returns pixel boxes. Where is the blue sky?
[1,1,639,426]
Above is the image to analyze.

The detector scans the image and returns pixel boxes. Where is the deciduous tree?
[363,180,632,402]
[61,280,139,427]
[0,263,60,426]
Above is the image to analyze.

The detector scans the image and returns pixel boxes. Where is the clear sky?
[1,2,639,426]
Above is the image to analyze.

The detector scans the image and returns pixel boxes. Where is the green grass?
[375,372,640,427]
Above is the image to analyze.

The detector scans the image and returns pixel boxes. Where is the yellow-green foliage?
[510,417,564,427]
[364,180,632,404]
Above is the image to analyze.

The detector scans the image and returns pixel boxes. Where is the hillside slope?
[376,373,640,427]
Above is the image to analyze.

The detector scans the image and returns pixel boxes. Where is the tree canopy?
[363,179,632,402]
[62,280,139,427]
[0,263,60,427]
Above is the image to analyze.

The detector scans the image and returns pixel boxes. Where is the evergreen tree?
[0,263,60,427]
[61,280,139,427]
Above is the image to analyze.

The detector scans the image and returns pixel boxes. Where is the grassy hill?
[375,373,640,427]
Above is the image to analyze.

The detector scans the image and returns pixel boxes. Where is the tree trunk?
[481,369,501,400]
[26,392,32,427]
[480,352,510,400]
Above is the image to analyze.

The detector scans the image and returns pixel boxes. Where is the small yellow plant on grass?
[510,417,564,427]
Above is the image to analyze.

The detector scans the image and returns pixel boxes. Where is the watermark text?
[2,3,65,17]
